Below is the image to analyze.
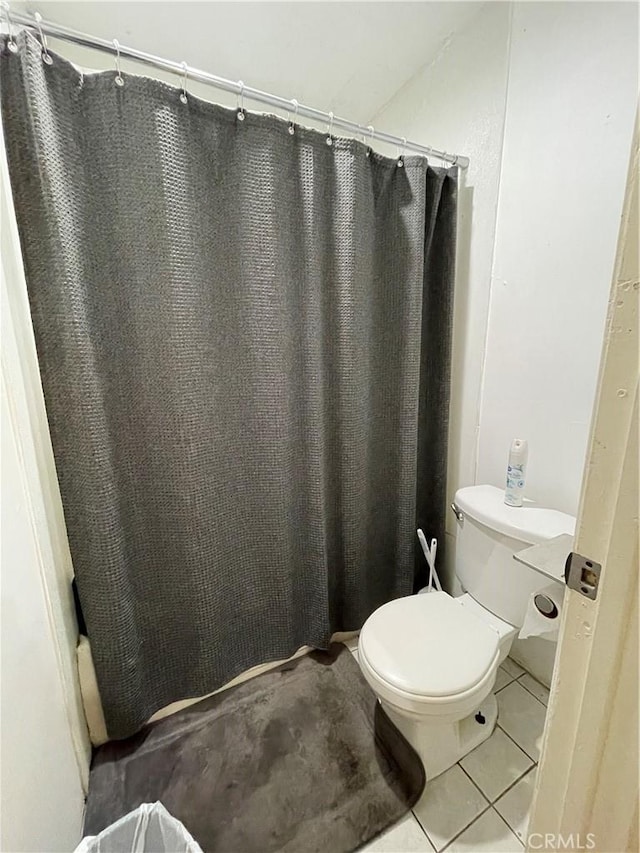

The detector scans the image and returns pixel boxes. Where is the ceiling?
[13,1,483,124]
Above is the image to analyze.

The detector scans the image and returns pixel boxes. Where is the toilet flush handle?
[450,502,464,523]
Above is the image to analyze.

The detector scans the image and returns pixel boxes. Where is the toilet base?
[380,692,498,781]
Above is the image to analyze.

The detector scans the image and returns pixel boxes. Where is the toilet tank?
[453,485,575,627]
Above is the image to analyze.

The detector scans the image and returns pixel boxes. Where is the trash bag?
[74,802,203,853]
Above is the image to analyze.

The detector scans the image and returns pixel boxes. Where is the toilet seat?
[359,592,500,718]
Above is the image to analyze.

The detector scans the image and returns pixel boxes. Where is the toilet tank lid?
[454,485,576,545]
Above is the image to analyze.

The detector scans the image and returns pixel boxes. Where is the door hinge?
[564,552,601,600]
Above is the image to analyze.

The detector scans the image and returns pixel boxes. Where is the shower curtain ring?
[397,137,407,168]
[2,3,18,53]
[113,39,124,86]
[366,125,374,158]
[326,111,334,146]
[179,61,188,104]
[34,12,52,64]
[237,80,246,121]
[287,98,298,135]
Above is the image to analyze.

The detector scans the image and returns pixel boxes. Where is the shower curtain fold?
[1,30,457,739]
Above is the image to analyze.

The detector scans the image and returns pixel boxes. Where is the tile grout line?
[423,797,494,853]
[492,800,529,847]
[439,755,533,852]
[515,673,549,708]
[411,818,434,849]
[502,659,526,678]
[409,806,435,847]
[494,806,526,850]
[428,762,493,852]
[498,666,518,682]
[460,723,536,805]
[495,721,540,764]
[437,801,495,853]
[491,758,537,806]
[441,806,525,852]
[457,759,493,803]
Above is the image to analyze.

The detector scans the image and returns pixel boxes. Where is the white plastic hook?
[236,80,245,121]
[365,125,374,157]
[113,39,124,86]
[287,98,298,135]
[2,3,18,53]
[34,12,52,64]
[326,111,334,146]
[179,61,188,104]
[397,136,407,168]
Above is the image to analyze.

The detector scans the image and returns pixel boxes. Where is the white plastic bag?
[74,802,203,853]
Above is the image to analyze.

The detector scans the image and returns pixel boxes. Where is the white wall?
[1,126,90,850]
[478,1,639,516]
[374,0,637,570]
[370,1,512,589]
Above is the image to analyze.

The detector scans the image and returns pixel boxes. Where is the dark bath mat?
[84,643,425,852]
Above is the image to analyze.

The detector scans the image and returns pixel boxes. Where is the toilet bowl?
[359,591,515,779]
[358,484,576,781]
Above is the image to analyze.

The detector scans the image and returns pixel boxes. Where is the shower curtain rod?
[4,7,470,169]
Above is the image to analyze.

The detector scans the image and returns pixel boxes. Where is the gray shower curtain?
[1,31,457,739]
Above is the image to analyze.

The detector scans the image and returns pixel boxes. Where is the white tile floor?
[347,641,549,853]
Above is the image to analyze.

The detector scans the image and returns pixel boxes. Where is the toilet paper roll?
[518,583,565,641]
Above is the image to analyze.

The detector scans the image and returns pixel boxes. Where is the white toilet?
[358,484,575,780]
